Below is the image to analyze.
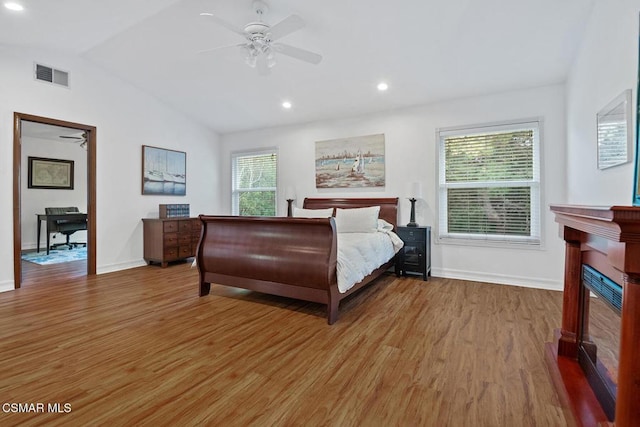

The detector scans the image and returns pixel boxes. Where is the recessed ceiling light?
[4,2,24,11]
[377,82,389,91]
[282,101,292,109]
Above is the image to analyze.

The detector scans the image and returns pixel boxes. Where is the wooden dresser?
[142,217,201,267]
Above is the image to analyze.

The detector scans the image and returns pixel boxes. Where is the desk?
[36,213,88,255]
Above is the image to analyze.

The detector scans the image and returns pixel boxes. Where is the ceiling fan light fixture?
[245,54,257,68]
[243,45,259,67]
[266,49,276,68]
[4,2,24,11]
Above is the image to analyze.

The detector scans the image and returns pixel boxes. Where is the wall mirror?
[597,89,632,170]
[633,17,640,206]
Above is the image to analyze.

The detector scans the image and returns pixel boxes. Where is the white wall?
[566,0,640,204]
[221,84,568,290]
[0,47,222,291]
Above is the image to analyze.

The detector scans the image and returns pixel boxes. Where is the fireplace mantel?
[548,204,640,427]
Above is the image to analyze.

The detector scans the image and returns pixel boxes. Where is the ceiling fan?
[199,0,322,75]
[59,132,87,149]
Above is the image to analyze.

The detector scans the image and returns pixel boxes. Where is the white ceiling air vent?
[34,63,69,88]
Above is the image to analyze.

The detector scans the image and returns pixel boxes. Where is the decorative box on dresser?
[395,226,431,281]
[142,218,201,267]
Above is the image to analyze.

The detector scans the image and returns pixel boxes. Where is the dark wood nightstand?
[395,226,431,281]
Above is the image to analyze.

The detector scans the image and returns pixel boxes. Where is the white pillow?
[335,206,380,233]
[292,207,334,218]
[377,218,394,232]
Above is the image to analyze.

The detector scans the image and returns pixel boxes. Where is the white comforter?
[336,224,404,293]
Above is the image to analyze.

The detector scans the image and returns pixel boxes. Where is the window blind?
[597,112,628,169]
[231,149,277,216]
[438,121,541,246]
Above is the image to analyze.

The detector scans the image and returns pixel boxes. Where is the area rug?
[21,247,87,265]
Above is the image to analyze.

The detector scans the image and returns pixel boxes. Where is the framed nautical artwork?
[142,145,186,196]
[315,134,385,188]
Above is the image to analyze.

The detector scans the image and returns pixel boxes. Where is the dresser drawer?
[163,247,179,259]
[192,232,201,244]
[163,232,178,247]
[398,229,425,242]
[179,220,192,232]
[163,221,178,233]
[179,245,193,258]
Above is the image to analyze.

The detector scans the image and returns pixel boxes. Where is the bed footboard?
[197,215,339,321]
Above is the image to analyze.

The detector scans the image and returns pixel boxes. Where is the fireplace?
[548,204,640,427]
[578,264,622,421]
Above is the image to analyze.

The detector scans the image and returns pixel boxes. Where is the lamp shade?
[285,186,296,200]
[409,182,423,199]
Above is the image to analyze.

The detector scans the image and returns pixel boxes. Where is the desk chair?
[45,207,87,250]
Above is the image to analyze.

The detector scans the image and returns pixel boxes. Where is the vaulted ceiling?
[0,0,595,134]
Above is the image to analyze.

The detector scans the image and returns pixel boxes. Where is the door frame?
[13,112,97,287]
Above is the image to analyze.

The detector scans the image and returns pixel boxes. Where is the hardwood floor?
[21,258,87,287]
[0,263,567,426]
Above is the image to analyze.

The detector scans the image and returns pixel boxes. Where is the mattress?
[337,224,404,293]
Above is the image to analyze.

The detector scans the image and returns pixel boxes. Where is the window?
[437,120,541,246]
[232,149,277,216]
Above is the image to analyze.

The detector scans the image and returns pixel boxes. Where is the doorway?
[13,113,97,288]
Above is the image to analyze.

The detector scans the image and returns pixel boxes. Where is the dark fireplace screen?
[579,264,622,421]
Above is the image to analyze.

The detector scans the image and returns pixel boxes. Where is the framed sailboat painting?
[315,133,385,188]
[142,145,187,196]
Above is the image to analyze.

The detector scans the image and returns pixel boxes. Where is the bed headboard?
[303,197,399,229]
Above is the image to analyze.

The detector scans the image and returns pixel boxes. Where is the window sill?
[437,236,543,250]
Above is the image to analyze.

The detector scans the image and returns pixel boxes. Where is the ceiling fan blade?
[267,14,305,41]
[60,132,86,141]
[200,13,246,37]
[273,43,322,64]
[197,43,246,55]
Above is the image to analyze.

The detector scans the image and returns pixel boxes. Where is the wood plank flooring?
[21,258,87,287]
[0,263,567,426]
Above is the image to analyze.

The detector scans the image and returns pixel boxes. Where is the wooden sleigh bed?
[196,197,399,324]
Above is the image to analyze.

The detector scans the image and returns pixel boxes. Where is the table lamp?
[407,182,422,227]
[285,186,296,217]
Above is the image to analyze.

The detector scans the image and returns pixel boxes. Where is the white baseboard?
[1,260,146,289]
[14,257,562,292]
[0,280,15,293]
[431,267,563,291]
[97,259,147,275]
[22,240,86,251]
